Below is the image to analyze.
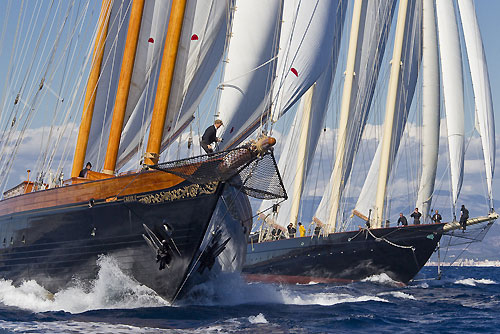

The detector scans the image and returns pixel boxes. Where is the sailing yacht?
[243,0,497,284]
[0,0,285,303]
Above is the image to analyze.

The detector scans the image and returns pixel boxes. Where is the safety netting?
[151,147,287,200]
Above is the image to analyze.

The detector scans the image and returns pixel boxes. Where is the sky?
[0,0,499,262]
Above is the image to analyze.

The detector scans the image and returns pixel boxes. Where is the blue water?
[0,260,498,333]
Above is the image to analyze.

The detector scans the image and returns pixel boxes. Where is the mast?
[416,0,439,221]
[144,0,187,166]
[102,0,145,175]
[71,0,112,177]
[326,0,364,233]
[289,84,314,228]
[374,0,409,227]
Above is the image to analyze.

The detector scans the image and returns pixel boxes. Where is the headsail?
[458,0,495,210]
[219,0,346,149]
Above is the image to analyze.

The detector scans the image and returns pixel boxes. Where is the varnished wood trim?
[0,170,186,216]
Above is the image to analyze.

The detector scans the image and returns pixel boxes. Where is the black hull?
[0,180,251,303]
[243,224,445,284]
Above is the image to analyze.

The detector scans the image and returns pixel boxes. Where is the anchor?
[142,222,181,271]
[197,228,231,274]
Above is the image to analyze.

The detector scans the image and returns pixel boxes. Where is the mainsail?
[84,0,229,171]
[436,0,464,212]
[117,0,229,169]
[258,62,335,227]
[354,0,422,226]
[254,0,347,227]
[415,0,440,221]
[314,0,396,231]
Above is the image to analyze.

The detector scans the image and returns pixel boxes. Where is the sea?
[0,257,497,334]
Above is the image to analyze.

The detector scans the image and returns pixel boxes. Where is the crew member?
[298,222,306,237]
[397,213,408,226]
[460,205,469,232]
[78,162,92,178]
[410,208,421,225]
[201,119,223,154]
[432,210,442,224]
[287,223,296,238]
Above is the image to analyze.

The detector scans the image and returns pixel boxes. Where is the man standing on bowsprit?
[201,119,223,154]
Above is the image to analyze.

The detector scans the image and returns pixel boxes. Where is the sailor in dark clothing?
[460,205,469,231]
[78,162,92,178]
[287,223,296,238]
[397,213,408,226]
[432,210,442,224]
[201,119,223,154]
[410,208,422,225]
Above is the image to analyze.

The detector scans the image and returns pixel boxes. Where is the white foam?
[454,278,497,286]
[279,291,389,306]
[378,291,415,300]
[182,272,389,306]
[361,273,401,286]
[248,313,268,324]
[0,320,162,333]
[0,255,168,313]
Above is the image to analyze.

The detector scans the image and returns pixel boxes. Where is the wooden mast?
[374,0,409,227]
[144,0,187,166]
[289,84,315,228]
[102,0,145,175]
[71,0,112,177]
[326,0,364,233]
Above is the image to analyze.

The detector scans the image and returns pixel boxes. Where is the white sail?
[458,0,495,209]
[85,0,131,170]
[314,0,397,228]
[354,0,422,222]
[270,0,346,120]
[436,0,464,210]
[259,62,335,227]
[116,0,228,168]
[219,0,346,149]
[415,0,440,220]
[217,0,282,149]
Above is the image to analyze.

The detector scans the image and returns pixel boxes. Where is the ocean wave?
[0,320,163,334]
[279,291,389,306]
[181,272,389,306]
[361,273,402,286]
[0,255,168,313]
[248,313,268,324]
[377,291,416,300]
[454,278,497,286]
